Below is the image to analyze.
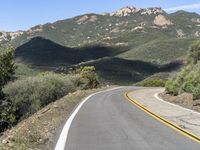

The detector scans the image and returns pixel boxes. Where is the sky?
[1,0,200,31]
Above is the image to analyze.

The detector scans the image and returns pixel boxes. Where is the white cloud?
[164,3,200,12]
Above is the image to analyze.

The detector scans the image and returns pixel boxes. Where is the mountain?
[1,6,200,83]
[3,6,200,63]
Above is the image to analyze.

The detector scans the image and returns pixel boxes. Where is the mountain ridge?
[1,5,200,83]
[1,5,199,44]
[3,6,200,64]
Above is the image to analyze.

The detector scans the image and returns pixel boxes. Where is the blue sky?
[1,0,200,31]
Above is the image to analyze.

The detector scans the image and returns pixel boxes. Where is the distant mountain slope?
[1,6,200,83]
[3,6,199,64]
[15,37,125,66]
[72,57,182,84]
[118,37,195,63]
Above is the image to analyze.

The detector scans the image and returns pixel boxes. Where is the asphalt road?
[64,87,200,150]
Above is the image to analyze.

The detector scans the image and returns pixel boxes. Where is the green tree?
[76,66,99,89]
[187,40,200,64]
[0,46,16,92]
[0,46,16,132]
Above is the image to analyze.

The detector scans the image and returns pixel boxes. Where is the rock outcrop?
[176,29,185,38]
[154,15,173,26]
[141,7,164,15]
[76,15,98,24]
[0,31,23,42]
[110,6,141,17]
[110,6,164,17]
[192,18,200,23]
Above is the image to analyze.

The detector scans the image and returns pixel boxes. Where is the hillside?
[1,6,200,83]
[15,37,125,66]
[15,36,182,84]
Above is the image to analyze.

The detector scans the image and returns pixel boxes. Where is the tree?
[0,46,16,95]
[187,40,200,64]
[75,66,99,89]
[0,46,16,132]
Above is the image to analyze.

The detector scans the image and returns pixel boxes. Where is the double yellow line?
[124,92,200,144]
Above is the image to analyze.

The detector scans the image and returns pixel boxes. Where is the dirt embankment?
[160,92,200,112]
[0,87,110,150]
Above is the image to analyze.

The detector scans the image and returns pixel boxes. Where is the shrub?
[1,66,99,131]
[137,79,166,87]
[2,72,76,125]
[165,79,180,95]
[187,40,200,64]
[191,84,200,100]
[165,40,200,99]
[182,63,200,99]
[74,66,99,89]
[166,62,200,98]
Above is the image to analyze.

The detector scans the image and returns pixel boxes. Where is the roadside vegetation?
[15,63,40,77]
[0,46,99,132]
[136,79,166,87]
[0,88,107,150]
[135,72,169,87]
[165,40,200,100]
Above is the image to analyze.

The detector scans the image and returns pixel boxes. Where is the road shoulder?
[127,88,200,137]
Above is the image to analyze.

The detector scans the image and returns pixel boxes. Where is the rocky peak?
[110,6,164,17]
[141,7,164,15]
[110,6,141,17]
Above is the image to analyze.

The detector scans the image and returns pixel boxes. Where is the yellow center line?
[124,91,200,144]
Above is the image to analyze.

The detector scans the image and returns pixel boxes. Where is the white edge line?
[54,86,124,150]
[154,93,200,115]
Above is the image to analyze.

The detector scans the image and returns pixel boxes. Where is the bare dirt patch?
[0,87,111,150]
[160,92,200,112]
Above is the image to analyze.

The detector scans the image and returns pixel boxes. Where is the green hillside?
[15,37,125,66]
[1,6,200,83]
[74,57,182,84]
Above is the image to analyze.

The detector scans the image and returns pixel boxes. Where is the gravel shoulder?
[128,88,200,137]
[0,87,111,150]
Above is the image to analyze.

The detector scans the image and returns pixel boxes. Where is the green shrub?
[74,66,99,89]
[187,40,200,64]
[15,63,40,77]
[191,84,200,100]
[1,66,99,131]
[137,79,166,87]
[165,41,200,99]
[165,79,180,95]
[3,72,76,122]
[182,63,200,99]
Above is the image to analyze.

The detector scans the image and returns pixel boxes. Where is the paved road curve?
[65,87,200,150]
